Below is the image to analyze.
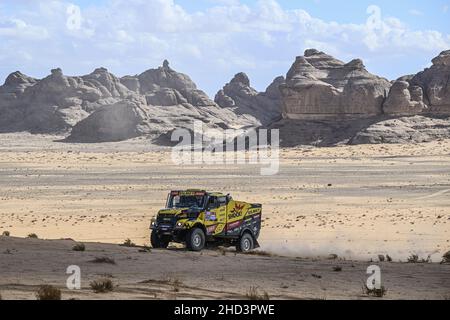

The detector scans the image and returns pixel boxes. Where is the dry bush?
[363,284,387,298]
[138,245,152,253]
[172,278,181,292]
[333,266,342,272]
[90,278,114,293]
[386,255,393,262]
[407,254,431,263]
[2,231,10,237]
[89,257,116,264]
[120,239,136,247]
[246,286,270,300]
[35,285,61,300]
[162,275,183,292]
[378,255,385,262]
[442,251,450,263]
[72,243,85,251]
[27,233,38,239]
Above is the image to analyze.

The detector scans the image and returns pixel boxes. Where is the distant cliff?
[0,50,449,145]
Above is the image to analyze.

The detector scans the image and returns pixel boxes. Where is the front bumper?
[151,221,187,235]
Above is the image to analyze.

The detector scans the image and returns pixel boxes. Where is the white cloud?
[0,18,49,40]
[0,0,449,94]
[408,9,423,16]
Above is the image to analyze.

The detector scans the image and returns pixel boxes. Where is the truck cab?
[150,189,262,252]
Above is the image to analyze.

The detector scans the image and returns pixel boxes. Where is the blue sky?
[0,0,449,96]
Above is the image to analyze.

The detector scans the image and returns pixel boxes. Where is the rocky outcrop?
[351,116,450,144]
[383,81,427,115]
[0,61,260,142]
[135,60,215,107]
[0,68,108,133]
[2,49,450,146]
[409,50,450,115]
[215,73,283,125]
[62,61,259,143]
[67,100,151,142]
[280,49,391,120]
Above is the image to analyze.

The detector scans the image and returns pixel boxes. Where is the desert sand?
[1,236,449,300]
[0,133,449,299]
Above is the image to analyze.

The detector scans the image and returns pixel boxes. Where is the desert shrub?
[72,243,85,251]
[328,254,338,260]
[27,233,38,239]
[386,255,393,262]
[2,231,10,237]
[218,247,227,256]
[363,284,387,298]
[161,275,183,292]
[121,239,136,247]
[172,278,181,292]
[378,255,385,262]
[407,254,431,263]
[138,245,152,253]
[442,251,450,263]
[35,285,61,300]
[332,266,342,272]
[246,286,270,300]
[89,257,116,264]
[90,278,114,293]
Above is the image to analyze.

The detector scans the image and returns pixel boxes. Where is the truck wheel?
[151,231,169,249]
[186,228,205,251]
[237,233,254,253]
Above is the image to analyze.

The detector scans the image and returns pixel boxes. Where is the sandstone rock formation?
[2,49,450,145]
[67,100,151,142]
[280,49,391,119]
[383,81,427,115]
[409,50,450,115]
[65,61,258,142]
[0,61,259,142]
[123,60,215,107]
[351,116,450,144]
[215,73,283,125]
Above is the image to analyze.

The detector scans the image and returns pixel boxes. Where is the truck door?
[225,199,247,237]
[204,196,227,236]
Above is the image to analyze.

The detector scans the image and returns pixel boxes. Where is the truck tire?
[237,233,254,253]
[186,227,205,251]
[151,230,169,249]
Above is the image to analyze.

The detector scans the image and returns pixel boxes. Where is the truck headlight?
[151,221,156,227]
[176,222,184,228]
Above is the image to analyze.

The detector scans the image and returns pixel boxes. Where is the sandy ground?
[0,237,449,300]
[0,133,449,299]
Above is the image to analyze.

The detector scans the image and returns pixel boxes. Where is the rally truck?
[150,190,262,252]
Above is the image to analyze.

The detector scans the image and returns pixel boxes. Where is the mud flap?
[254,239,260,249]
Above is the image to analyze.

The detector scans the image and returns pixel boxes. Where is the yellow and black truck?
[150,190,262,252]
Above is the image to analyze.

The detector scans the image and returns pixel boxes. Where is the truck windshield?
[168,195,206,209]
